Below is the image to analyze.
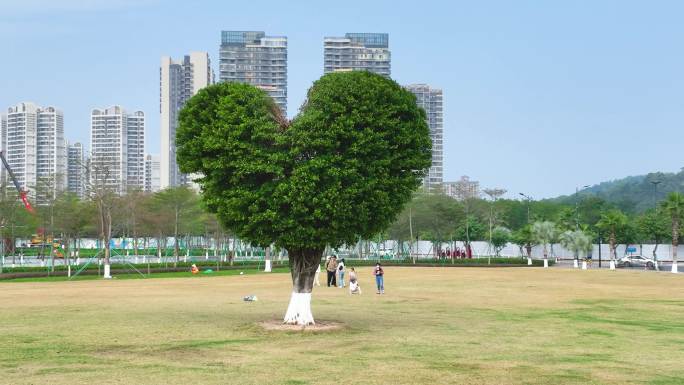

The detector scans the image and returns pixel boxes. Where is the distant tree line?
[0,184,230,270]
[386,191,684,262]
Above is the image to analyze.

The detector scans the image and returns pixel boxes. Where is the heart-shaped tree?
[177,71,432,325]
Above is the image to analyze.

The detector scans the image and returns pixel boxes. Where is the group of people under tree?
[314,255,384,294]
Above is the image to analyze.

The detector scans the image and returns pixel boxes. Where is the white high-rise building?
[126,111,145,190]
[90,106,145,194]
[219,31,287,114]
[160,52,213,189]
[3,102,66,201]
[66,141,86,198]
[324,33,391,77]
[406,84,443,191]
[144,154,161,193]
[36,106,66,200]
[0,114,6,181]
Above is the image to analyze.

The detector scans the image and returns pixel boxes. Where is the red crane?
[0,150,35,213]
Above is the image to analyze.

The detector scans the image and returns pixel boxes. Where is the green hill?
[551,168,684,213]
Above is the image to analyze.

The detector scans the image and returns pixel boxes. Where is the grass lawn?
[0,267,683,384]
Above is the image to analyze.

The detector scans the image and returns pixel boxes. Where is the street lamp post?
[650,180,661,270]
[651,181,661,210]
[519,193,532,225]
[575,185,590,230]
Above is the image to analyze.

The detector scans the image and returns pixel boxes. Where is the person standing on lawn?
[373,262,384,294]
[337,258,346,288]
[326,255,338,287]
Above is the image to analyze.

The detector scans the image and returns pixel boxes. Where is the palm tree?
[559,230,592,268]
[661,192,684,273]
[532,221,555,267]
[596,209,628,269]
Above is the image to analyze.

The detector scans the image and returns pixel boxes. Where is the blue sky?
[2,0,683,198]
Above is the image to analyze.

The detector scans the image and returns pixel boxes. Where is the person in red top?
[373,263,384,294]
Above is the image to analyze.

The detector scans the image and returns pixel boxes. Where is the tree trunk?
[133,228,139,257]
[103,241,111,278]
[264,246,272,272]
[283,248,322,326]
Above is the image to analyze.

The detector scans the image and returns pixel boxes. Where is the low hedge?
[0,256,553,278]
[0,259,289,274]
[338,257,554,267]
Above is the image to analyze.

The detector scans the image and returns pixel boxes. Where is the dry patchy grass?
[1,267,683,384]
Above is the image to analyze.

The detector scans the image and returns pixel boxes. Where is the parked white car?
[617,255,656,269]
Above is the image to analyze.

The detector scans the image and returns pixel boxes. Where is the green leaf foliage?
[176,72,432,251]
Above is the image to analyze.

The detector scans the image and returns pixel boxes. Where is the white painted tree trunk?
[67,265,71,277]
[609,260,616,270]
[672,262,678,274]
[573,259,579,269]
[103,264,112,279]
[581,261,587,270]
[543,259,548,268]
[527,257,532,265]
[264,247,272,272]
[283,292,314,326]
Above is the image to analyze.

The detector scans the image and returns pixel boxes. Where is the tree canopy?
[176,72,432,252]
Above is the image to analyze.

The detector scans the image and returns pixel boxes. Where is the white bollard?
[672,263,679,274]
[609,260,616,270]
[543,259,548,268]
[103,264,112,279]
[582,261,587,270]
[264,260,272,272]
[573,259,579,269]
[527,257,532,266]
